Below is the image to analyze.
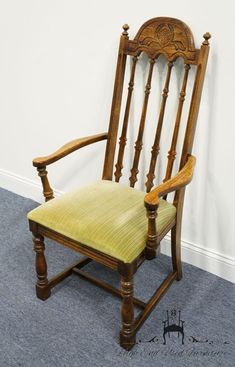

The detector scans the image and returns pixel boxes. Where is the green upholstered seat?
[28,180,176,263]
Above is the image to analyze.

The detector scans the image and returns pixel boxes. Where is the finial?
[122,24,129,37]
[203,32,211,45]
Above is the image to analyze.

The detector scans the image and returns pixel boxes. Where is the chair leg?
[33,233,51,300]
[171,221,182,281]
[119,266,136,350]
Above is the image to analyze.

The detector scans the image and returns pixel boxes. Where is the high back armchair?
[27,17,211,350]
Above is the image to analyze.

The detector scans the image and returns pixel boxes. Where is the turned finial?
[203,32,211,45]
[122,24,129,37]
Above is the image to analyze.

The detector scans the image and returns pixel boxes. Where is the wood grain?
[124,17,198,64]
[114,56,138,182]
[129,58,155,187]
[28,19,211,351]
[145,154,196,207]
[164,64,190,185]
[102,26,129,180]
[33,132,108,167]
[145,61,174,192]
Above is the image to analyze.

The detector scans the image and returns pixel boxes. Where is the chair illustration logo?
[117,307,231,358]
[162,309,184,345]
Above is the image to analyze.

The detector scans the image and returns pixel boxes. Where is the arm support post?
[144,203,158,260]
[33,132,108,200]
[37,167,54,202]
[144,155,196,259]
[145,155,196,207]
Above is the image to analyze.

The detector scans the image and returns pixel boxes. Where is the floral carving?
[156,24,174,47]
[138,23,187,52]
[128,18,197,63]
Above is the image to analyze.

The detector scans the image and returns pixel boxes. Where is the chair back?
[103,17,210,196]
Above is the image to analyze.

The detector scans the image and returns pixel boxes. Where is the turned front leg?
[33,233,51,300]
[37,166,54,201]
[119,264,135,350]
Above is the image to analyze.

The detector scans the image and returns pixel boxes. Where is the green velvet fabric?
[28,180,176,263]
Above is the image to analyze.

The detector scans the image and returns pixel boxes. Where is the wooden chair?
[27,17,211,350]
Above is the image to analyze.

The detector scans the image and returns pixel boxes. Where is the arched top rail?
[124,17,198,64]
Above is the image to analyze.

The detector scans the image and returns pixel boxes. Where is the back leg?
[171,220,182,281]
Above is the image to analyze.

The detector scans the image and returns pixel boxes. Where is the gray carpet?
[0,187,234,367]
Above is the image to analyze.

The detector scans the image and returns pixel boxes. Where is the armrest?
[144,155,196,207]
[33,132,108,168]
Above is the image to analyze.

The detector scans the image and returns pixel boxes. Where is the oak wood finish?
[129,58,155,187]
[125,17,198,63]
[119,263,136,350]
[172,188,186,280]
[179,32,211,169]
[146,61,174,192]
[48,257,92,289]
[72,267,146,309]
[29,18,210,350]
[33,233,51,300]
[114,56,138,182]
[33,132,108,168]
[37,167,54,201]
[144,155,195,259]
[145,154,196,207]
[30,221,120,270]
[134,271,177,332]
[164,64,191,186]
[145,204,158,260]
[102,26,129,180]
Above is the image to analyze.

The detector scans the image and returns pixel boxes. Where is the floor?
[0,187,234,367]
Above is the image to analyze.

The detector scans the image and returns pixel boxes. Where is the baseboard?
[0,168,63,203]
[161,236,235,283]
[1,168,234,283]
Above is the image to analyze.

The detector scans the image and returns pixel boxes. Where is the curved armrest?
[33,132,108,168]
[145,155,196,207]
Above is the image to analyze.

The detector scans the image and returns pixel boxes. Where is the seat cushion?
[27,180,176,263]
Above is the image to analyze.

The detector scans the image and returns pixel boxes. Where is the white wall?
[0,0,235,282]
